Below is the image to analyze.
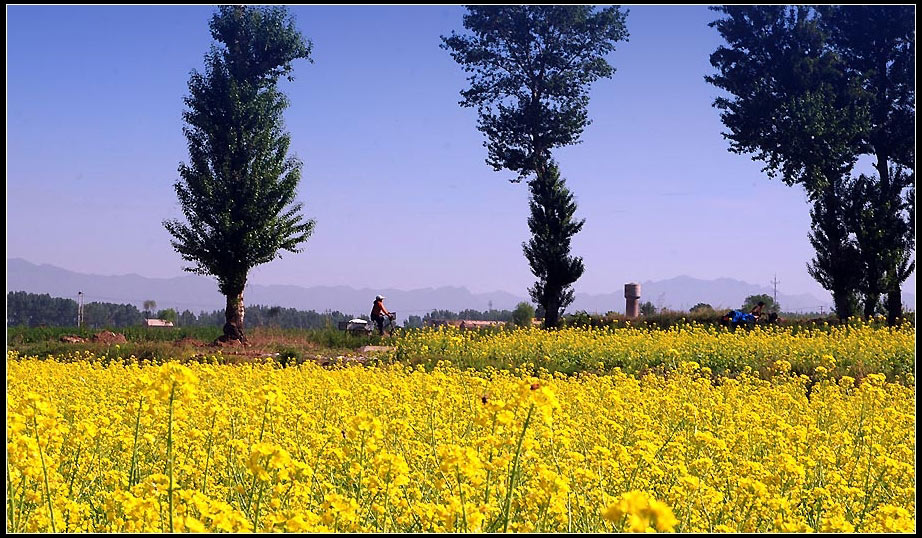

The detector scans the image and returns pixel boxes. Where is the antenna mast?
[770,274,780,305]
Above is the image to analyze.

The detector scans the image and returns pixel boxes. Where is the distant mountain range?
[4,258,879,322]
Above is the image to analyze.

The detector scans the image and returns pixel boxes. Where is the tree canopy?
[742,294,780,314]
[707,5,915,322]
[442,6,628,182]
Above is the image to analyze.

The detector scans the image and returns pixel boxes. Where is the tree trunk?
[543,296,560,329]
[886,288,902,327]
[220,289,247,343]
[831,288,856,321]
[862,293,880,319]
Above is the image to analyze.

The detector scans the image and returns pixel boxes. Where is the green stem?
[201,411,217,494]
[457,468,468,532]
[502,404,534,533]
[16,476,27,533]
[128,396,143,489]
[7,459,16,532]
[482,412,498,506]
[65,445,82,532]
[167,383,176,533]
[252,469,266,532]
[32,410,57,533]
[245,400,271,512]
[258,400,269,442]
[855,466,889,531]
[356,433,366,502]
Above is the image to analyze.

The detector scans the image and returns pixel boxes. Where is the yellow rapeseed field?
[392,321,916,378]
[6,346,915,533]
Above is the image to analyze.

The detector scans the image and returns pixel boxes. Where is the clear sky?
[6,5,915,303]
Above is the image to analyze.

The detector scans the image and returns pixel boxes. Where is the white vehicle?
[338,318,373,335]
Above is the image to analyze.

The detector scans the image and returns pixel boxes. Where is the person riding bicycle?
[370,295,393,335]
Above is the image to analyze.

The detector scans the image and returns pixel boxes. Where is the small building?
[144,319,174,328]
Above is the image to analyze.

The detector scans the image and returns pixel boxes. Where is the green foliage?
[232,306,353,329]
[6,325,390,362]
[807,182,862,320]
[706,5,864,320]
[690,303,714,314]
[707,6,915,324]
[163,6,314,340]
[7,292,357,331]
[7,291,147,328]
[421,309,515,324]
[639,301,657,317]
[276,347,301,367]
[742,294,780,314]
[156,308,178,324]
[441,6,629,181]
[845,171,914,322]
[403,315,424,329]
[561,309,914,331]
[821,6,915,323]
[707,6,866,194]
[442,6,627,329]
[512,302,536,328]
[523,163,585,328]
[8,292,78,327]
[310,327,382,350]
[819,6,915,170]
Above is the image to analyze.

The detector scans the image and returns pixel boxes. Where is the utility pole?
[77,291,84,328]
[770,274,780,306]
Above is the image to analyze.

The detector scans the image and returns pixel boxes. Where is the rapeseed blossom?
[391,321,915,379]
[6,346,915,533]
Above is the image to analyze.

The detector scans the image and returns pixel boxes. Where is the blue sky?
[6,5,914,303]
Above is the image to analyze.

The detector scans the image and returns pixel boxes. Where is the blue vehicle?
[721,309,757,329]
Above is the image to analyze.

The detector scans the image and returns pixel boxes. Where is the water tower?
[624,283,641,318]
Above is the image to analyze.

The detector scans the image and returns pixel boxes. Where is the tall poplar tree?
[164,6,314,342]
[707,5,914,323]
[820,6,915,323]
[442,6,628,328]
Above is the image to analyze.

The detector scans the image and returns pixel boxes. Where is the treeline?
[7,292,143,328]
[6,292,355,329]
[403,309,516,328]
[185,306,355,330]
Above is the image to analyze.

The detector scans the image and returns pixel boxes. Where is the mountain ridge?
[7,258,852,319]
[25,258,915,320]
[6,258,883,320]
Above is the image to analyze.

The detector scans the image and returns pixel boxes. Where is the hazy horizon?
[7,254,828,295]
[13,256,876,317]
[7,6,915,303]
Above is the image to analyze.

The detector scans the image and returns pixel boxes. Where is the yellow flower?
[5,330,915,534]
